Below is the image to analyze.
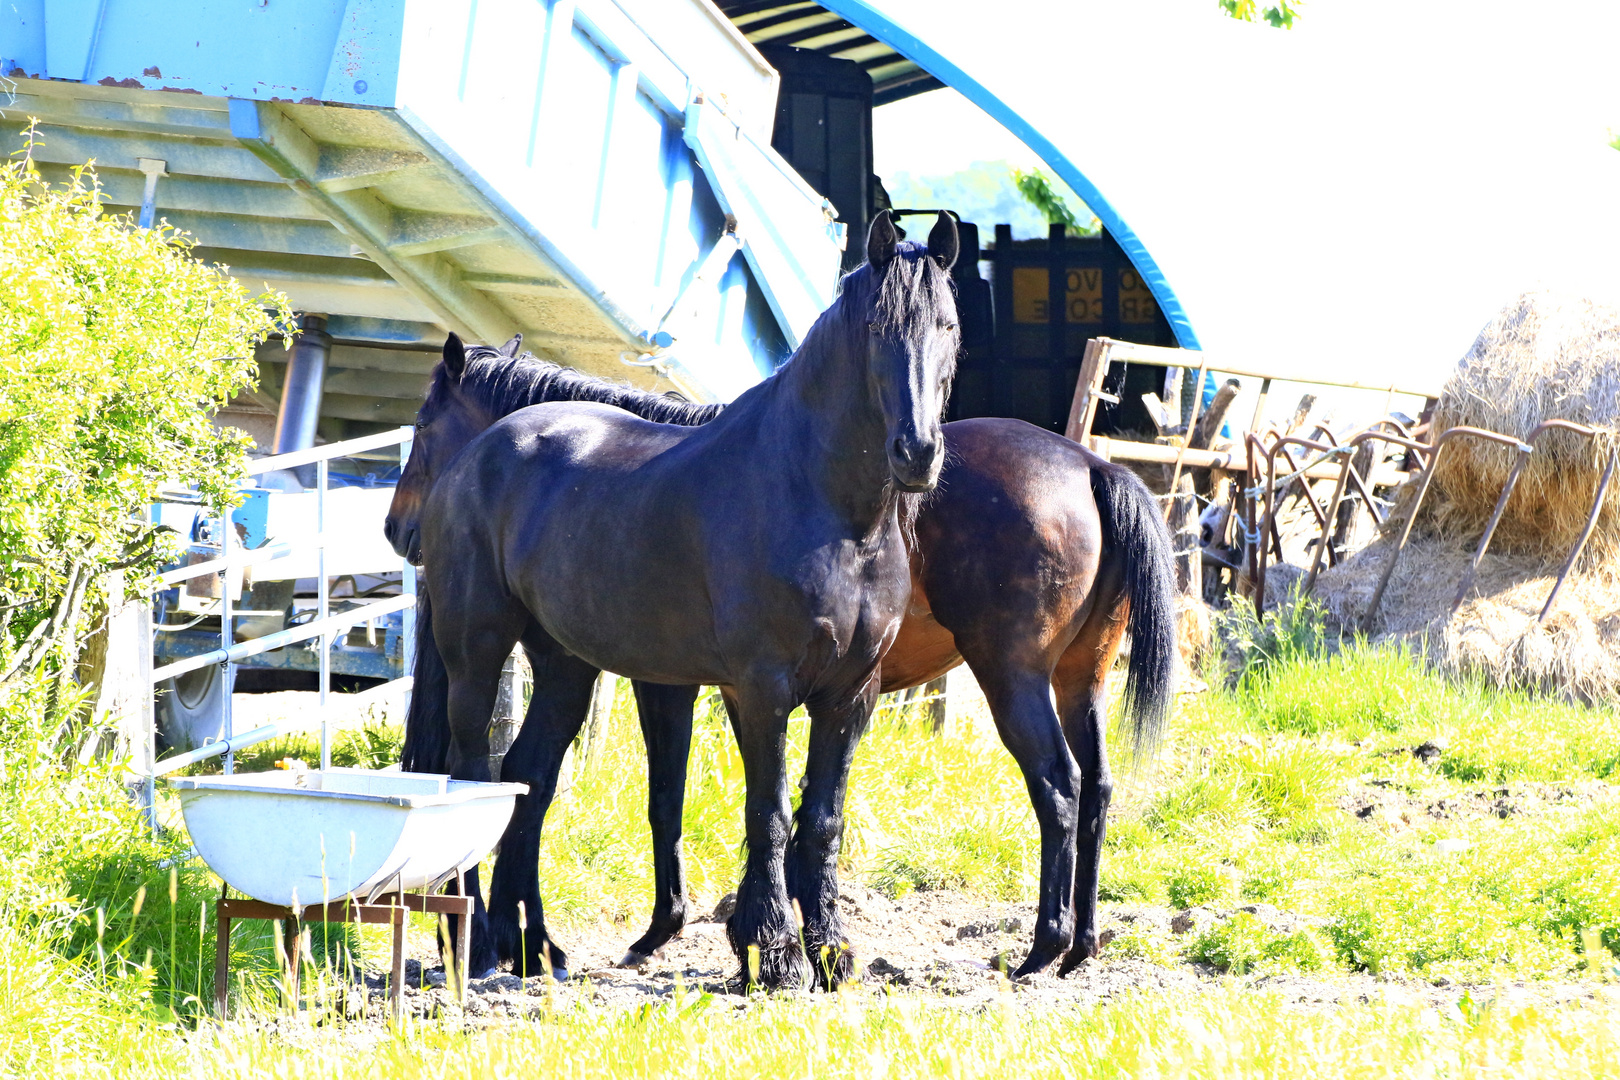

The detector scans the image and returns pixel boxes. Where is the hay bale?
[1311,536,1620,703]
[1421,290,1620,563]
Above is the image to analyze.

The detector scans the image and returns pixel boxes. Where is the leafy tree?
[1219,0,1303,29]
[1011,167,1099,237]
[0,126,288,719]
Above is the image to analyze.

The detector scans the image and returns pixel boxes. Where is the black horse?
[394,354,1177,980]
[386,211,959,989]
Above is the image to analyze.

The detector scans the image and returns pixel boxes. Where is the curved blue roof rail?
[817,0,1201,351]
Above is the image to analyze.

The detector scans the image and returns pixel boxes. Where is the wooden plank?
[1064,338,1111,442]
[1086,435,1409,485]
[1087,337,1445,400]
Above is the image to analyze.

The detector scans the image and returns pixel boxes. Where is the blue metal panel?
[0,1,47,75]
[43,0,105,83]
[6,0,822,400]
[681,94,845,351]
[6,0,397,105]
[318,0,405,105]
[817,0,1201,351]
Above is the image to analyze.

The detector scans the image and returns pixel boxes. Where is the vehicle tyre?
[155,664,230,753]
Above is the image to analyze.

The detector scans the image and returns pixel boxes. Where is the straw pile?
[1296,291,1620,702]
[1419,290,1620,563]
[1312,536,1620,703]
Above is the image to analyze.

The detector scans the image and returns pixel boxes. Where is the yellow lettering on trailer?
[1119,267,1158,324]
[1066,267,1102,323]
[1012,267,1049,323]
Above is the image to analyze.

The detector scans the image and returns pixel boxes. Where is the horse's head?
[384,332,519,562]
[860,210,959,492]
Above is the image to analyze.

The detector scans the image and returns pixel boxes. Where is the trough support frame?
[213,891,473,1021]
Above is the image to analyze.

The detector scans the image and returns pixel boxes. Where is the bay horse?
[393,337,1177,983]
[386,212,958,989]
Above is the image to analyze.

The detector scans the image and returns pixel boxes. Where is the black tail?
[400,582,452,773]
[1089,460,1178,760]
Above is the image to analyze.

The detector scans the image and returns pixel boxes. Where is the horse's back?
[910,417,1109,664]
[484,399,695,475]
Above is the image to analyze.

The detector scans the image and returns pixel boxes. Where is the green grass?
[517,643,1620,984]
[9,985,1620,1078]
[6,638,1620,1074]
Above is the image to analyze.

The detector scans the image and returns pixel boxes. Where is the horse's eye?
[942,323,957,332]
[414,417,429,430]
[868,321,880,333]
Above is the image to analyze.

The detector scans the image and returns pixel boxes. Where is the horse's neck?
[764,315,896,539]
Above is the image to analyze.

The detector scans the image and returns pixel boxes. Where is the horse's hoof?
[550,966,569,983]
[469,965,500,981]
[617,950,651,969]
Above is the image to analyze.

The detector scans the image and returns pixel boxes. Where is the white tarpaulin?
[822,0,1620,390]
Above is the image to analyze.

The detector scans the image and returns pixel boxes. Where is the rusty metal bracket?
[1448,419,1598,616]
[1540,444,1617,622]
[1361,426,1533,631]
[1253,436,1345,614]
[1301,428,1436,596]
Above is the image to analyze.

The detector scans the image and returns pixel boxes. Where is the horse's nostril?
[891,437,911,464]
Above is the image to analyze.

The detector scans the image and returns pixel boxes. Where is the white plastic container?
[172,768,526,907]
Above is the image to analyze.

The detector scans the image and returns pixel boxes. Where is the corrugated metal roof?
[715,1,942,105]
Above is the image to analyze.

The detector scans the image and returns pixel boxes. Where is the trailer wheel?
[156,664,230,753]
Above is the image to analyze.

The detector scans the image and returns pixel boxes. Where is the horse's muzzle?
[889,434,943,492]
[383,517,422,564]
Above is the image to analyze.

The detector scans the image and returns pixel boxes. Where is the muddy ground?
[350,886,1616,1023]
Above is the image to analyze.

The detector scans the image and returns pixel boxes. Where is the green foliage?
[883,159,1097,242]
[1189,913,1332,975]
[1103,927,1180,965]
[1219,0,1303,29]
[0,676,222,1020]
[1213,585,1330,688]
[196,719,407,776]
[0,130,293,1032]
[0,127,287,700]
[1167,860,1235,909]
[1011,167,1099,236]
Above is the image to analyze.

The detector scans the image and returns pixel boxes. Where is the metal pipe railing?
[152,676,414,776]
[142,426,415,827]
[151,593,414,682]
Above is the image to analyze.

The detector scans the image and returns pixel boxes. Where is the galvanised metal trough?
[171,768,526,907]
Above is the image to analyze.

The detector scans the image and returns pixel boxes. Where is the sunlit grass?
[7,641,1620,1074]
[15,985,1620,1079]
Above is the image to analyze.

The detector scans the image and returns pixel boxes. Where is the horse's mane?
[435,241,954,534]
[442,346,725,429]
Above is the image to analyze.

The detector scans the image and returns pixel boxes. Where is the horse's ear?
[500,333,523,357]
[866,209,898,270]
[443,332,467,382]
[926,211,959,271]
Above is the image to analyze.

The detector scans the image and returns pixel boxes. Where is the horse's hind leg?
[964,656,1083,978]
[435,590,528,980]
[622,681,700,966]
[486,635,598,980]
[788,674,879,990]
[1053,596,1130,975]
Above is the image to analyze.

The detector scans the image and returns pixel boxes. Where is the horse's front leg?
[621,680,700,966]
[788,673,879,990]
[439,607,526,980]
[724,675,811,990]
[486,639,599,981]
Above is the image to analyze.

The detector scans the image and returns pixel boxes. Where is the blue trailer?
[1,0,849,424]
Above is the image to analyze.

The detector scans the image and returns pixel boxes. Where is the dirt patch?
[1340,778,1618,829]
[351,887,1615,1022]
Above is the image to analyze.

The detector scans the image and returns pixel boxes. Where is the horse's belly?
[880,612,961,693]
